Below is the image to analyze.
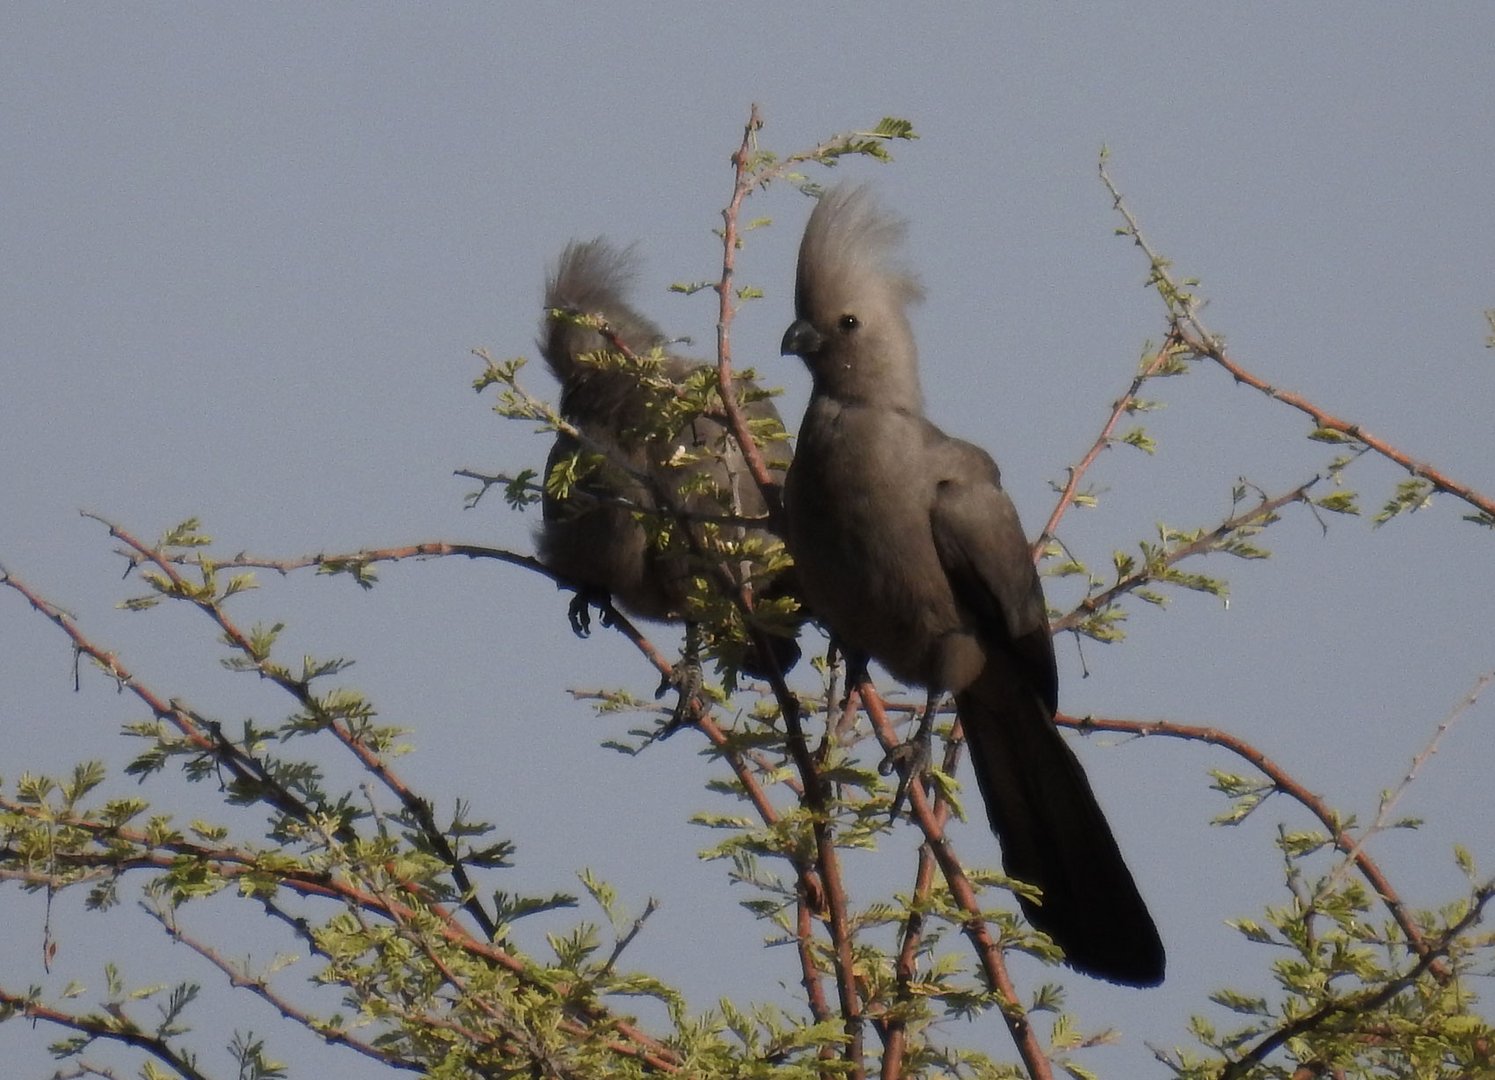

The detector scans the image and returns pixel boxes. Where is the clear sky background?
[3,7,1492,1076]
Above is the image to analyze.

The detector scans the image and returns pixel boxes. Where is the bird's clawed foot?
[879,691,942,823]
[566,588,619,638]
[654,623,704,737]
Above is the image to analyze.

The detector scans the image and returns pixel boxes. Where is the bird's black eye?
[838,314,860,332]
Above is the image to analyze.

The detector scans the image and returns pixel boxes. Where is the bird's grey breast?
[787,398,960,683]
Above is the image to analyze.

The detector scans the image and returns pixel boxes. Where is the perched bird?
[779,186,1164,986]
[537,238,799,686]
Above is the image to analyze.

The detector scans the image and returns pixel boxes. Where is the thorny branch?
[1058,710,1449,979]
[881,711,967,1080]
[1318,669,1494,904]
[145,907,414,1072]
[856,684,1054,1080]
[715,103,782,515]
[1219,881,1495,1079]
[1098,157,1495,525]
[83,513,505,946]
[1034,332,1184,560]
[1050,477,1320,636]
[0,563,327,841]
[0,984,212,1080]
[0,564,684,1076]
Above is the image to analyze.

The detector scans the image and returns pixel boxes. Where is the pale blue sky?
[3,7,1492,1076]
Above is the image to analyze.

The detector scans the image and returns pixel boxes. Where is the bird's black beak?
[780,319,823,358]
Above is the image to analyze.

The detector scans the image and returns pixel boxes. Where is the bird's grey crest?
[796,185,925,313]
[539,239,667,383]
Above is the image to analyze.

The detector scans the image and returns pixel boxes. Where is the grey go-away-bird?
[779,186,1164,986]
[537,238,799,689]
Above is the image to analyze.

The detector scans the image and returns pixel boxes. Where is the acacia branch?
[1034,333,1183,561]
[883,729,962,1080]
[145,907,416,1072]
[760,681,863,1074]
[454,467,771,528]
[1059,710,1445,977]
[1,567,682,1073]
[114,519,812,957]
[380,894,581,1080]
[1051,478,1319,636]
[714,103,780,511]
[1099,158,1495,523]
[83,514,504,943]
[858,684,1053,1080]
[1192,338,1495,521]
[1219,880,1494,1079]
[0,564,320,839]
[1319,670,1494,903]
[155,537,552,584]
[0,984,212,1080]
[796,887,836,1036]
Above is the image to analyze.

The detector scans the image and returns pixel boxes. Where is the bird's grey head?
[780,185,925,403]
[538,238,667,385]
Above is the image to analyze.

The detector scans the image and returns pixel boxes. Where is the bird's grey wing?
[931,435,1164,985]
[926,436,1057,712]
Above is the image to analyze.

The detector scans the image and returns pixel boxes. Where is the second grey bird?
[780,186,1164,986]
[538,238,799,681]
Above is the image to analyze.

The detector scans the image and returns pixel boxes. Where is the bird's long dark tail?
[955,656,1165,986]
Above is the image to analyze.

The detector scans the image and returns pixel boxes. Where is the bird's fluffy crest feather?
[539,238,666,380]
[797,185,925,309]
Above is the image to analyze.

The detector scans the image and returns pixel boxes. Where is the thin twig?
[1034,333,1182,560]
[858,683,1053,1080]
[1319,670,1494,903]
[1062,711,1446,978]
[0,985,212,1080]
[1098,159,1495,523]
[1219,880,1494,1079]
[715,103,781,512]
[146,906,416,1072]
[1,569,682,1072]
[1051,478,1319,635]
[0,565,320,837]
[84,514,505,943]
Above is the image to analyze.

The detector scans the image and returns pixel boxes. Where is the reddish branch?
[812,802,866,1076]
[0,985,211,1080]
[148,911,414,1071]
[1098,159,1495,524]
[1058,711,1445,978]
[714,103,781,511]
[693,708,836,1033]
[1051,478,1320,636]
[1034,334,1182,560]
[0,565,320,837]
[858,685,1054,1080]
[883,734,960,1080]
[5,813,682,1072]
[796,889,836,1035]
[107,530,845,1061]
[1187,334,1495,521]
[765,686,864,1075]
[0,564,683,1075]
[0,805,506,969]
[84,513,506,943]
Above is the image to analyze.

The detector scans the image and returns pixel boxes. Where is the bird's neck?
[812,355,924,415]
